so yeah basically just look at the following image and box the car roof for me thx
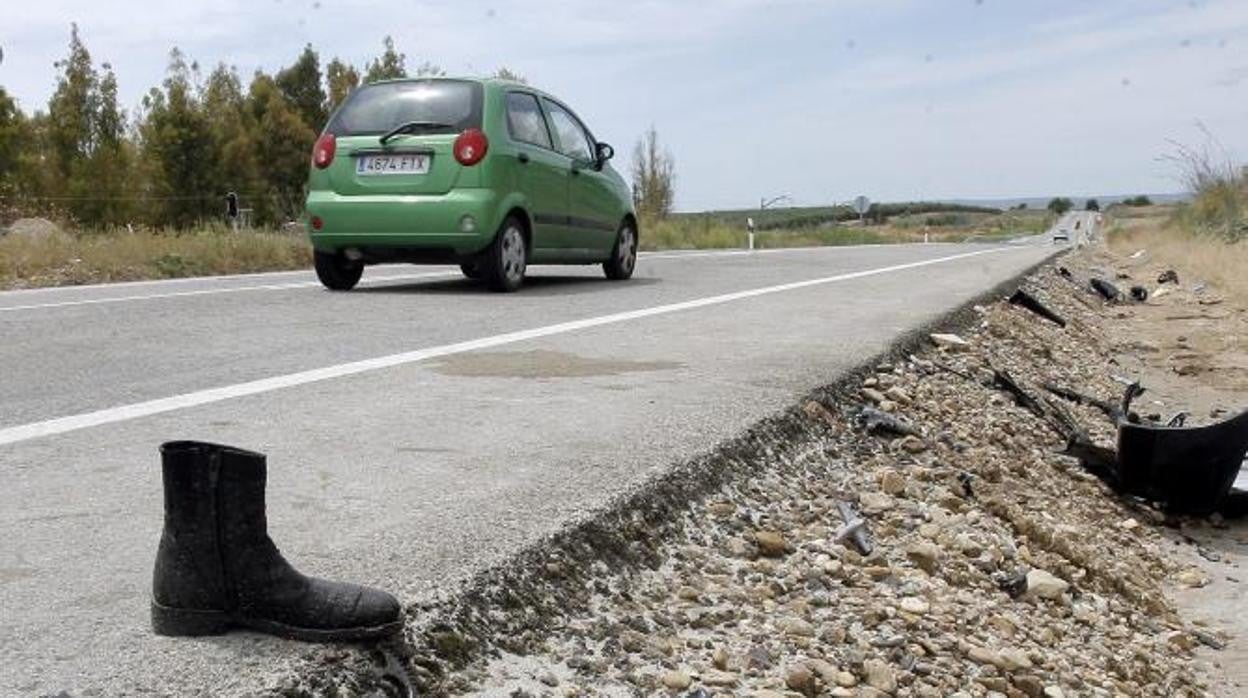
[366,76,551,98]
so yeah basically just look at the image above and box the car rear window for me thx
[327,80,483,136]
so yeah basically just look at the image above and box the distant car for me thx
[1053,228,1070,243]
[304,77,637,292]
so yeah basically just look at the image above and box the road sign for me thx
[852,195,870,215]
[746,217,755,232]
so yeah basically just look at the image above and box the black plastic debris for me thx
[1129,286,1149,302]
[1089,278,1123,302]
[993,369,1045,417]
[1008,289,1067,327]
[1115,409,1248,515]
[994,570,1028,599]
[855,406,920,437]
[1056,266,1074,279]
[1158,269,1179,285]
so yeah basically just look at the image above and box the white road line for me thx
[0,244,935,307]
[0,246,1014,446]
[0,271,458,313]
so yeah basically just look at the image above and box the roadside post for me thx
[747,217,756,251]
[225,192,240,232]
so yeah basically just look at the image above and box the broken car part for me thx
[1115,409,1248,515]
[834,500,874,555]
[1157,269,1179,285]
[855,406,920,437]
[152,441,403,641]
[1089,278,1123,302]
[1007,288,1067,327]
[1129,286,1149,302]
[992,369,1046,417]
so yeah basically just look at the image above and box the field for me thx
[0,203,1054,289]
[0,224,311,289]
[1106,203,1248,304]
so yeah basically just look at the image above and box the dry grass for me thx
[0,226,312,289]
[1107,205,1248,303]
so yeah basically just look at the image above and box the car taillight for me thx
[453,129,488,166]
[312,134,336,169]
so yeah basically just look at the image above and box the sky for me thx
[2,0,1246,211]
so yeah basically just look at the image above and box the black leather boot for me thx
[151,441,402,641]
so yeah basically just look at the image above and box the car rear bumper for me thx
[305,188,500,257]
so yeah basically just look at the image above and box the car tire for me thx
[480,217,527,292]
[603,220,638,281]
[459,263,482,280]
[314,250,364,291]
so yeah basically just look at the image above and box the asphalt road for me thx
[0,230,1076,695]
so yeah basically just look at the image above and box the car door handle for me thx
[517,152,530,164]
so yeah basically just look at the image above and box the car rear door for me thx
[503,91,570,253]
[541,99,619,256]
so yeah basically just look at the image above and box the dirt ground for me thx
[1085,238,1248,697]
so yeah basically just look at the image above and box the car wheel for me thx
[481,217,527,292]
[314,250,364,291]
[459,263,482,280]
[603,220,637,280]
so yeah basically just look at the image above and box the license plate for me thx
[356,153,431,175]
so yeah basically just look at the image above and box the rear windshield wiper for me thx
[379,120,454,144]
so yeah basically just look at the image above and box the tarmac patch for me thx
[430,350,681,379]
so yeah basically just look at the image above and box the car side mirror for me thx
[595,142,614,169]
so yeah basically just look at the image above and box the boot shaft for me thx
[154,441,271,611]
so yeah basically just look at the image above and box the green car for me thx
[305,77,638,292]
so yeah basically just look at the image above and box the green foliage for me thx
[631,125,675,219]
[276,45,328,131]
[493,67,527,84]
[0,88,25,191]
[1046,197,1073,215]
[326,58,360,112]
[1085,198,1100,211]
[1121,195,1153,206]
[365,36,407,82]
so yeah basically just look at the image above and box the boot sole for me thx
[151,601,404,642]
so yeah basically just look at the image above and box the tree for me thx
[203,63,264,223]
[365,36,406,82]
[493,67,527,84]
[139,48,215,227]
[1123,195,1152,206]
[0,88,24,193]
[1046,197,1073,215]
[46,24,96,189]
[276,45,327,131]
[1084,198,1100,211]
[631,125,675,219]
[248,74,316,222]
[325,58,360,112]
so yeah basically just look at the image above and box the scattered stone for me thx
[899,596,930,615]
[862,387,888,405]
[712,646,728,670]
[701,669,738,687]
[834,670,858,687]
[661,670,691,691]
[863,659,897,692]
[930,333,970,350]
[785,664,815,693]
[1023,569,1069,601]
[1177,568,1210,588]
[884,386,912,404]
[880,469,906,495]
[900,435,927,453]
[754,530,787,558]
[906,542,941,573]
[538,672,559,687]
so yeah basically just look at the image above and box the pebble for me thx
[899,596,930,615]
[785,664,814,693]
[863,659,897,692]
[661,670,691,690]
[754,530,787,558]
[1024,569,1069,601]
